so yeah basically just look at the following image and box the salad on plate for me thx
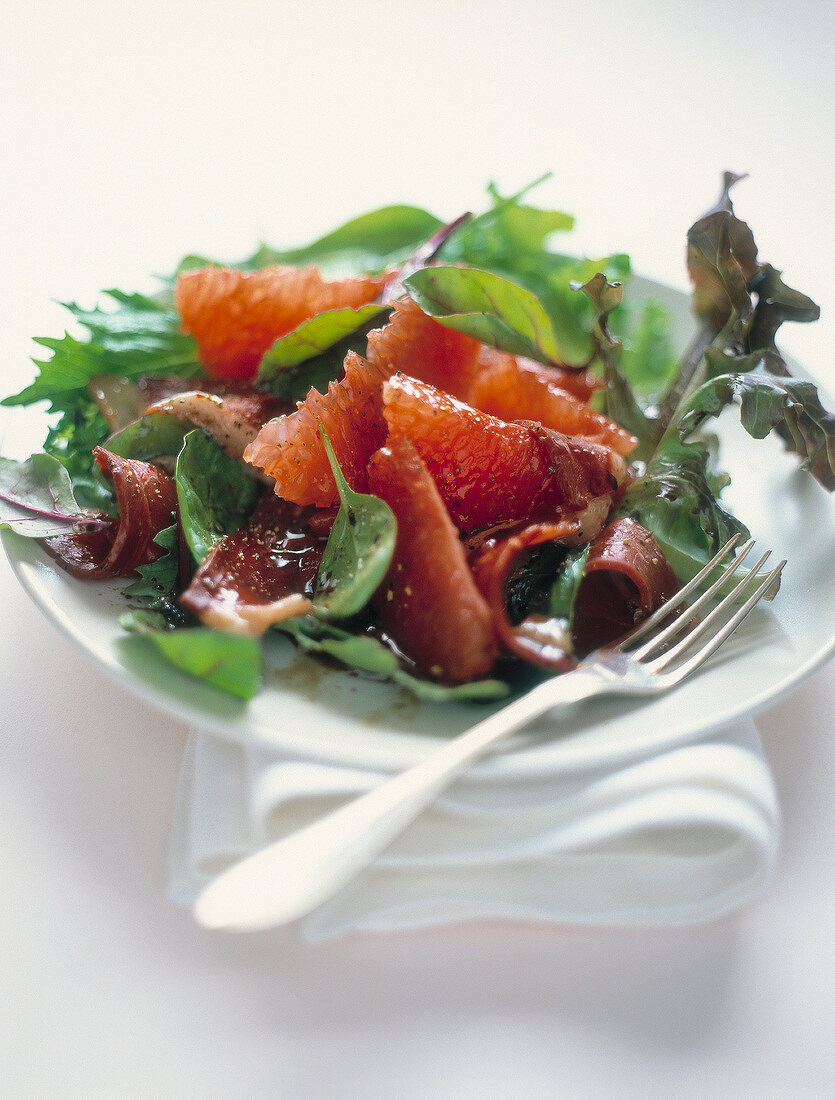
[1,174,832,705]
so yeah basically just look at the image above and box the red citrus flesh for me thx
[381,374,626,534]
[175,264,388,381]
[243,351,389,507]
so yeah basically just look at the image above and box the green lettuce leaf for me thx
[403,265,564,364]
[121,610,262,700]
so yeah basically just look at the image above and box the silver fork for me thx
[195,535,785,932]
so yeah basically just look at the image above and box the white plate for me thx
[2,279,834,780]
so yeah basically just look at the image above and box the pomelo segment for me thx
[367,436,497,682]
[243,351,389,507]
[382,374,626,534]
[175,264,388,381]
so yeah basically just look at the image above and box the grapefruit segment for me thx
[366,296,482,399]
[367,436,497,682]
[243,351,389,507]
[382,374,626,534]
[175,264,388,381]
[469,346,637,457]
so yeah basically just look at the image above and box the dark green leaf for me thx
[678,368,835,490]
[312,430,396,619]
[549,545,591,625]
[278,618,509,701]
[175,430,261,566]
[618,439,749,581]
[404,265,563,363]
[123,524,182,616]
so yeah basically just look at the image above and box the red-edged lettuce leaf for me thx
[0,452,110,537]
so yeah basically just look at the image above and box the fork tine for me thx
[646,558,786,679]
[615,534,749,653]
[631,542,763,663]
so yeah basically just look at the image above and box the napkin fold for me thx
[168,719,779,941]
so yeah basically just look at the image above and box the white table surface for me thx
[2,3,833,1097]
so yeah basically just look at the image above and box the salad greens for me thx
[1,175,831,702]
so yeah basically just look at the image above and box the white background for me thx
[1,2,833,1097]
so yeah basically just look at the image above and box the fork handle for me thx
[194,671,605,931]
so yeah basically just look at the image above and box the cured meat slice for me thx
[572,518,679,651]
[180,494,334,635]
[44,448,177,579]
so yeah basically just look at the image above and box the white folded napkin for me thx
[168,718,779,941]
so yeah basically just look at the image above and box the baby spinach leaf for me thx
[0,452,109,536]
[278,618,509,702]
[175,430,261,567]
[312,430,396,619]
[403,265,563,364]
[256,303,388,385]
[549,545,591,626]
[105,413,191,462]
[121,611,262,700]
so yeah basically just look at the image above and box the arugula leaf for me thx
[0,452,109,537]
[2,291,200,410]
[121,610,262,700]
[256,303,388,385]
[404,265,564,364]
[175,430,261,567]
[312,430,396,619]
[278,618,509,702]
[122,524,183,619]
